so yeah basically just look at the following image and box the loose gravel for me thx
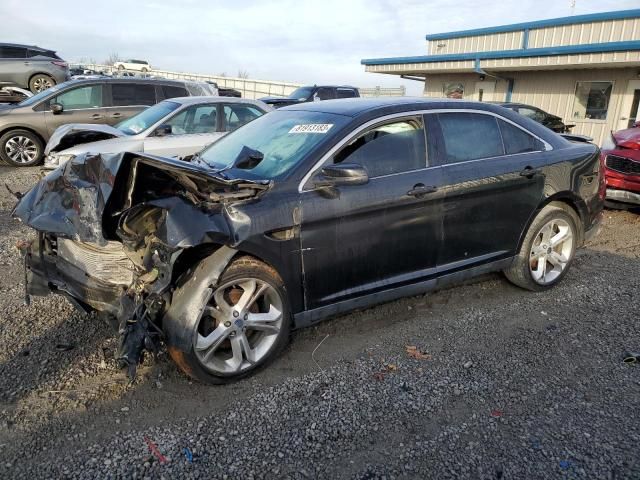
[0,166,639,479]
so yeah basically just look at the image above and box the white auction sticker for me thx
[289,124,334,134]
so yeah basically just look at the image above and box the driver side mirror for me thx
[314,163,369,188]
[154,124,172,137]
[50,103,64,115]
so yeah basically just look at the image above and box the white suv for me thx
[113,59,151,72]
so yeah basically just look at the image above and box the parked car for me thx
[44,97,272,168]
[260,85,359,108]
[113,59,151,72]
[491,102,574,133]
[601,125,640,206]
[13,98,603,384]
[206,81,242,98]
[0,77,216,166]
[0,43,69,93]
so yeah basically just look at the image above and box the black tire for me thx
[117,64,124,71]
[141,67,149,73]
[28,74,55,93]
[504,203,581,291]
[0,129,44,167]
[167,256,291,384]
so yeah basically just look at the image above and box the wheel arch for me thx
[0,125,47,145]
[516,192,586,252]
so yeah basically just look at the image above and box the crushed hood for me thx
[12,152,271,247]
[45,124,126,155]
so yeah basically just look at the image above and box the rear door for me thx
[43,83,106,135]
[425,111,547,272]
[143,103,222,158]
[300,115,443,310]
[106,82,157,124]
[0,45,28,86]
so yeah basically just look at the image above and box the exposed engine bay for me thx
[13,152,270,378]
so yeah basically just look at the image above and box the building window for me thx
[572,81,613,121]
[443,83,464,99]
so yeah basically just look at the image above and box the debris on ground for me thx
[405,345,432,360]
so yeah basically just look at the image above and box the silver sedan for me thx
[44,96,273,169]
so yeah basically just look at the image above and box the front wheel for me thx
[0,129,44,166]
[167,256,291,384]
[504,203,580,291]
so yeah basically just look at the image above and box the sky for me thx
[3,0,639,95]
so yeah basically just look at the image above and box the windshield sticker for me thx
[289,124,333,134]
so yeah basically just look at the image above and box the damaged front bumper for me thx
[13,151,270,379]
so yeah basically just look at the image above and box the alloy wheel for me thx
[32,77,53,92]
[194,277,284,375]
[529,218,574,285]
[4,136,38,164]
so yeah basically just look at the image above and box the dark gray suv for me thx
[0,78,211,166]
[0,43,69,93]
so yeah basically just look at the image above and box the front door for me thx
[425,112,546,272]
[43,83,106,135]
[300,116,443,310]
[618,80,640,130]
[473,81,496,102]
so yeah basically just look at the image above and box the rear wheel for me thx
[29,74,55,93]
[117,64,124,71]
[504,203,579,291]
[0,129,44,166]
[168,256,291,384]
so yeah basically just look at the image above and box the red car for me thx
[602,123,640,206]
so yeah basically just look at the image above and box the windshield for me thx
[116,101,181,135]
[18,81,72,107]
[198,110,350,180]
[287,87,314,101]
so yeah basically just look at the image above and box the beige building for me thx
[362,9,640,145]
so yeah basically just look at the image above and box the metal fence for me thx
[72,64,405,99]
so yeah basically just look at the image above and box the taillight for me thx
[598,151,607,200]
[51,61,68,68]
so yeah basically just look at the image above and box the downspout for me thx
[474,58,514,102]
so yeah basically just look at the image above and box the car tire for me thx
[28,74,55,93]
[166,255,291,384]
[141,67,149,73]
[504,203,580,291]
[117,64,124,71]
[0,129,44,167]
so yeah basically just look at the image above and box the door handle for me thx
[91,113,104,119]
[111,112,122,118]
[407,184,437,198]
[519,166,543,178]
[23,62,30,65]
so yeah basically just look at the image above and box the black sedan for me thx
[13,98,603,384]
[491,102,574,133]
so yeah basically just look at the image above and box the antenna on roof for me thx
[569,0,576,15]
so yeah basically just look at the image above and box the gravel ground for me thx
[0,165,639,479]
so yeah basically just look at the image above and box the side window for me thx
[333,117,426,177]
[163,105,217,135]
[111,84,156,106]
[315,88,335,101]
[163,85,189,99]
[52,85,103,109]
[436,113,503,164]
[0,46,27,59]
[223,104,263,132]
[337,88,357,99]
[498,120,544,154]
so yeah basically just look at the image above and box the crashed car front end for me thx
[14,151,270,378]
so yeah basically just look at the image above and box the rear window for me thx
[163,85,189,99]
[337,88,358,99]
[436,112,504,164]
[111,84,156,106]
[0,46,27,59]
[27,49,58,59]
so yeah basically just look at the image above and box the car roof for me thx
[282,97,515,117]
[488,101,538,109]
[298,85,358,89]
[0,43,52,52]
[61,77,188,87]
[164,96,269,106]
